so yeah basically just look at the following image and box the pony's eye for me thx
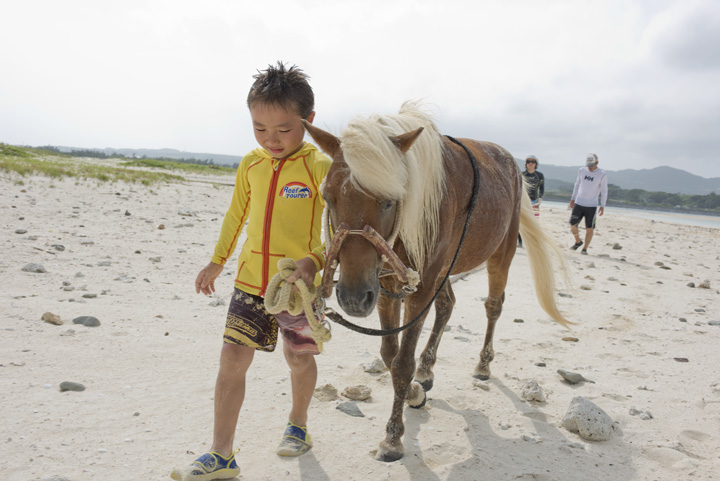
[381,200,395,212]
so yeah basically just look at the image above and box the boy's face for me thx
[250,102,315,159]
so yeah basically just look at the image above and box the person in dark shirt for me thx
[518,155,545,247]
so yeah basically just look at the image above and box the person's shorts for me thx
[223,288,320,355]
[531,199,540,217]
[569,204,597,229]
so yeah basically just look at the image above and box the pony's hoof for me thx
[418,378,434,392]
[409,392,427,409]
[407,381,426,408]
[374,443,404,462]
[473,372,490,381]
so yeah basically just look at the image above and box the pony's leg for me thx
[474,246,514,380]
[377,298,429,462]
[414,281,455,393]
[377,293,401,369]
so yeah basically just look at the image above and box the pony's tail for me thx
[518,192,576,328]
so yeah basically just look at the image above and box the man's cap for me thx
[526,155,537,161]
[586,153,598,164]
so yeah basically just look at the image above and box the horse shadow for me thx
[396,378,637,481]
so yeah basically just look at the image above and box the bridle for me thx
[317,135,480,337]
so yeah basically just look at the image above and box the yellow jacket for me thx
[211,143,331,296]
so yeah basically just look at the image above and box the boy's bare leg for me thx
[584,227,594,250]
[571,224,582,244]
[283,343,317,426]
[211,343,255,457]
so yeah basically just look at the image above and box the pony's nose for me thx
[336,283,377,318]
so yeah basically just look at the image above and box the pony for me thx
[303,102,572,462]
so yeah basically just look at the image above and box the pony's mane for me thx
[340,101,446,273]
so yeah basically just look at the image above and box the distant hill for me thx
[52,146,244,166]
[516,161,720,195]
[34,145,720,195]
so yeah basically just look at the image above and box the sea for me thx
[542,201,720,229]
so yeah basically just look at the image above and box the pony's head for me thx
[304,102,445,317]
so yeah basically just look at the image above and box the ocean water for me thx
[542,200,720,229]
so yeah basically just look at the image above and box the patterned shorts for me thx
[223,288,319,355]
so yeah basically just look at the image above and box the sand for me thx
[1,165,719,481]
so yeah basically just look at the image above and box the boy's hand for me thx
[284,257,318,289]
[196,262,223,295]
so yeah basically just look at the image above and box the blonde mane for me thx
[340,101,446,273]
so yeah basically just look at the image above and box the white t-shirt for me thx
[571,166,608,207]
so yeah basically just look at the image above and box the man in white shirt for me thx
[569,153,608,254]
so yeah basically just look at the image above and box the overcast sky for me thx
[2,0,719,178]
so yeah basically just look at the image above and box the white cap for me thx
[586,153,598,165]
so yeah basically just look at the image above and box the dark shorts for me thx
[569,204,597,229]
[223,288,320,355]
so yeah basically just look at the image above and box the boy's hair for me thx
[247,61,314,119]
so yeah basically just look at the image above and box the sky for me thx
[2,0,720,178]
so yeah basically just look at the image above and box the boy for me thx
[171,62,331,481]
[569,153,608,254]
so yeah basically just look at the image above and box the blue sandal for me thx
[170,450,240,481]
[276,422,312,457]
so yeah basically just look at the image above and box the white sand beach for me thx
[1,165,719,481]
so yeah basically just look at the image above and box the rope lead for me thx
[264,258,332,352]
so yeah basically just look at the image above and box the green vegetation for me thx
[123,158,235,174]
[0,143,186,185]
[545,184,720,215]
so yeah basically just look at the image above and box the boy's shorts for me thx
[223,288,320,355]
[569,204,597,229]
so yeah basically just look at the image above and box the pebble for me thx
[22,263,47,273]
[15,228,28,234]
[612,243,622,250]
[687,282,696,288]
[513,318,524,323]
[336,401,364,417]
[520,380,546,402]
[629,407,653,420]
[362,358,386,373]
[313,384,338,401]
[72,316,101,327]
[709,321,720,326]
[561,396,618,441]
[535,362,546,367]
[209,298,226,307]
[82,293,97,299]
[557,369,595,384]
[342,385,372,401]
[59,381,86,392]
[178,207,196,216]
[558,292,573,298]
[52,244,65,251]
[562,337,579,342]
[697,280,711,289]
[42,312,63,326]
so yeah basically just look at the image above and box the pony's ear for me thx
[302,120,341,158]
[390,127,424,153]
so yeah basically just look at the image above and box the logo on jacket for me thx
[584,175,595,182]
[280,182,313,199]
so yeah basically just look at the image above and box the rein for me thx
[321,135,480,337]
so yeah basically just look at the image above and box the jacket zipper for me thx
[260,158,285,296]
